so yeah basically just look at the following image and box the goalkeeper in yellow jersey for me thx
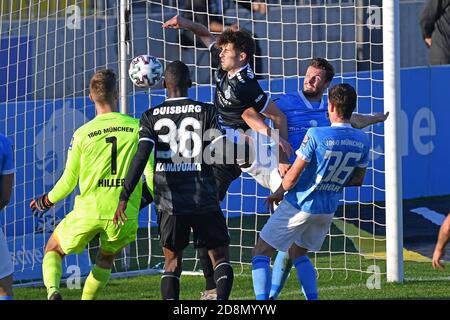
[29,69,153,300]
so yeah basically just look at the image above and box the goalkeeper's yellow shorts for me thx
[54,211,138,255]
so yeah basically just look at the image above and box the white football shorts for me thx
[260,200,334,252]
[240,132,282,193]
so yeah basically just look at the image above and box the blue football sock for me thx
[252,255,271,300]
[269,251,292,299]
[293,255,318,300]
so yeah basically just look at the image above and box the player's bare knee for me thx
[288,245,308,260]
[163,248,182,274]
[96,251,115,269]
[208,246,230,267]
[44,233,65,256]
[164,258,181,274]
[252,239,275,257]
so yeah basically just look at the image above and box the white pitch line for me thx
[404,276,450,282]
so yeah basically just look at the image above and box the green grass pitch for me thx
[13,253,450,300]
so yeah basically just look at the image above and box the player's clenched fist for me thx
[30,193,54,214]
[162,15,192,30]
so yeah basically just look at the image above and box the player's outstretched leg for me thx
[269,251,293,299]
[81,250,114,300]
[161,247,182,300]
[197,247,217,300]
[42,233,65,300]
[289,245,318,300]
[208,246,234,300]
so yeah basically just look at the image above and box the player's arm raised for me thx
[350,112,389,129]
[162,15,215,49]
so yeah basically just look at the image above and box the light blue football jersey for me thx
[0,134,14,175]
[284,123,370,214]
[273,91,330,161]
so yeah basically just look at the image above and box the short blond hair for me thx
[89,69,117,104]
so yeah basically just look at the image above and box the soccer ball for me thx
[129,54,163,88]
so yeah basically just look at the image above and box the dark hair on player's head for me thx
[217,28,255,63]
[164,60,191,88]
[309,58,335,83]
[89,69,117,105]
[328,83,357,120]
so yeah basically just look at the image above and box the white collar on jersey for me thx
[166,97,189,101]
[331,122,352,127]
[228,63,250,79]
[298,90,325,110]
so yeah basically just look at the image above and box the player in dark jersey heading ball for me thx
[114,61,234,300]
[163,15,293,194]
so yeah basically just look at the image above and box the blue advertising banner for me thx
[0,36,33,103]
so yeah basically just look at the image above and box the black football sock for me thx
[161,272,180,300]
[214,262,234,300]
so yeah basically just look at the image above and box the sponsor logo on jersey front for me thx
[217,91,232,106]
[224,87,232,100]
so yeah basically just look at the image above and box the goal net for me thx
[133,0,387,278]
[0,0,390,285]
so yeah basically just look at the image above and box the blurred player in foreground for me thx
[0,134,15,300]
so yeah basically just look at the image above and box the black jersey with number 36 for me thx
[210,43,269,131]
[139,98,222,216]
